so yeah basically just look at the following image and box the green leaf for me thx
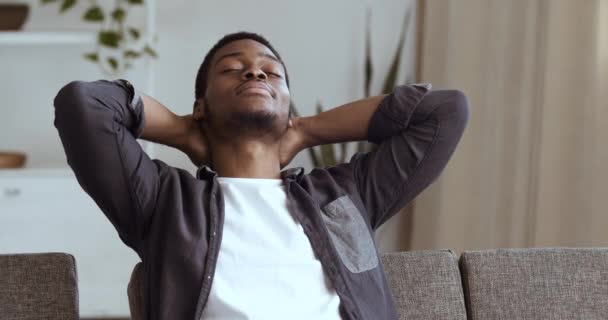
[128,27,140,40]
[339,141,348,163]
[143,45,158,58]
[356,140,367,153]
[315,102,324,115]
[308,148,321,168]
[381,10,410,94]
[83,6,104,22]
[40,0,60,4]
[123,49,141,58]
[111,7,126,23]
[370,143,379,153]
[107,57,119,71]
[364,8,373,98]
[59,0,77,13]
[127,0,144,4]
[83,52,98,62]
[98,30,122,48]
[320,144,337,167]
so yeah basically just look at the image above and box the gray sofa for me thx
[380,247,608,319]
[0,252,79,320]
[127,247,608,320]
[2,248,607,319]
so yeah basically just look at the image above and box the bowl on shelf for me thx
[0,152,27,169]
[0,3,29,31]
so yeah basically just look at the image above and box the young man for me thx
[53,32,469,320]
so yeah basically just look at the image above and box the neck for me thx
[210,138,281,179]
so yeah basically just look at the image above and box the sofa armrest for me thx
[0,252,79,319]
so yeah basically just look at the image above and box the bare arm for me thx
[294,84,469,230]
[138,94,187,147]
[136,89,209,167]
[296,94,388,148]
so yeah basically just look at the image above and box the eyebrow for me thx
[214,51,281,66]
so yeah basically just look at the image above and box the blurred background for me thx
[1,0,606,318]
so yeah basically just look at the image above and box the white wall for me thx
[1,0,418,316]
[2,0,418,174]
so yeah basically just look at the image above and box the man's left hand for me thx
[278,117,309,169]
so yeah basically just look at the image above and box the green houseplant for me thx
[293,9,412,167]
[40,0,158,75]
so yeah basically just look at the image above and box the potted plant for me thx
[40,0,158,75]
[293,9,412,167]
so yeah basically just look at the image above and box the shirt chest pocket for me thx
[320,195,379,273]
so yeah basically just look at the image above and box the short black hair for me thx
[194,31,291,100]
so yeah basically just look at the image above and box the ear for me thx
[193,98,205,121]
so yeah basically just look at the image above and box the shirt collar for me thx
[196,165,305,182]
[195,165,214,180]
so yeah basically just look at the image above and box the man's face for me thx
[200,39,290,139]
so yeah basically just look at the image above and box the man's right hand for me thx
[179,114,211,168]
[137,91,211,168]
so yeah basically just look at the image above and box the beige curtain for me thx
[404,0,608,255]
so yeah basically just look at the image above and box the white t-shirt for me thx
[200,177,342,320]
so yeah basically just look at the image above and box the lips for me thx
[236,82,274,98]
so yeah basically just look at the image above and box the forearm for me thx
[297,94,388,148]
[53,79,162,250]
[139,94,189,150]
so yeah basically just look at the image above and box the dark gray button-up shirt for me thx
[53,78,468,320]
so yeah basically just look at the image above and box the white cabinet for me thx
[0,169,140,317]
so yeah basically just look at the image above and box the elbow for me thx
[438,89,470,134]
[54,80,88,109]
[53,80,98,132]
[53,80,89,117]
[445,90,469,123]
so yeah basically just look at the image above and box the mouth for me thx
[236,82,274,98]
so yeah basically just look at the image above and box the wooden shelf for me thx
[0,31,96,45]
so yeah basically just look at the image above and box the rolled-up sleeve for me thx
[53,79,160,254]
[351,83,469,230]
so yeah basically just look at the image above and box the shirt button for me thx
[207,275,211,279]
[212,231,216,236]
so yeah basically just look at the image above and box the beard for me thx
[227,108,279,137]
[204,99,284,140]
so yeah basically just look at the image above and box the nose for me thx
[242,68,267,81]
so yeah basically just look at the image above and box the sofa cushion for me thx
[0,252,79,320]
[381,249,467,320]
[128,262,144,320]
[459,247,608,320]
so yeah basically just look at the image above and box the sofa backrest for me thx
[381,249,467,320]
[459,247,608,320]
[127,262,144,320]
[128,250,469,320]
[127,247,608,320]
[0,252,79,320]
